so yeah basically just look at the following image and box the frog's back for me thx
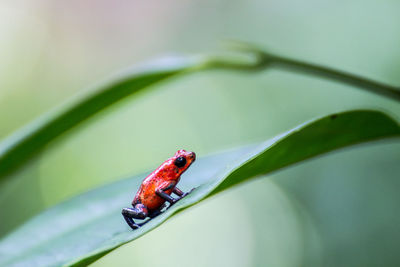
[132,163,177,210]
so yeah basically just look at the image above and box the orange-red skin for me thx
[132,150,195,211]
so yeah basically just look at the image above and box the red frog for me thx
[122,149,196,229]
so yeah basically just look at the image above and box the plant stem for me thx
[270,54,400,101]
[205,48,400,102]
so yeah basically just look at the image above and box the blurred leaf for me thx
[0,56,200,179]
[0,110,398,267]
[1,43,399,181]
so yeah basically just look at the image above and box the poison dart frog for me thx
[122,149,196,229]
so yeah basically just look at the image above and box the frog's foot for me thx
[134,207,165,227]
[181,187,196,198]
[165,188,196,210]
[148,204,167,218]
[172,187,196,200]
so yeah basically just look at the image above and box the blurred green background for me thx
[1,0,400,266]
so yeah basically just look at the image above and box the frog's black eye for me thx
[174,156,186,168]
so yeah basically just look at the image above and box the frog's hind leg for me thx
[122,208,141,230]
[130,203,167,228]
[122,204,148,230]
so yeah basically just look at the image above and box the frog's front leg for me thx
[155,182,178,204]
[121,203,149,230]
[155,183,195,207]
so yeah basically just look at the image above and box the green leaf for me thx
[2,43,399,181]
[0,110,398,267]
[0,56,200,179]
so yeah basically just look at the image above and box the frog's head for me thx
[173,149,196,171]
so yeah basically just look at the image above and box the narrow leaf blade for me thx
[211,110,400,195]
[0,57,198,180]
